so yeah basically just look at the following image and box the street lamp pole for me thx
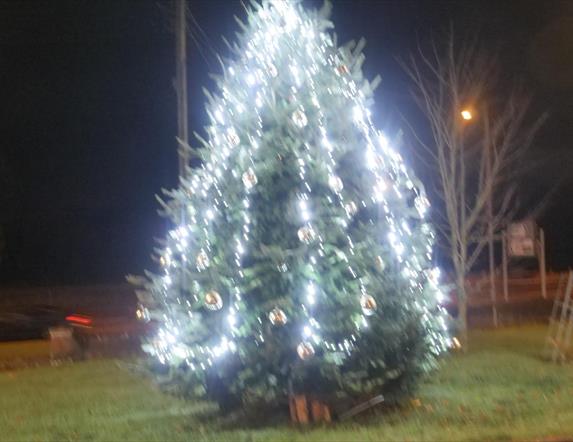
[460,107,498,327]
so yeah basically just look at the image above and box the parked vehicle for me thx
[0,304,150,345]
[0,305,67,341]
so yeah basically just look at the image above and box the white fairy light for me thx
[353,105,364,123]
[306,282,316,305]
[415,195,430,218]
[431,267,441,283]
[246,72,256,86]
[172,345,188,359]
[143,0,450,373]
[378,132,389,149]
[215,109,225,125]
[212,338,231,358]
[365,148,379,170]
[272,0,299,30]
[374,178,388,201]
[299,199,311,221]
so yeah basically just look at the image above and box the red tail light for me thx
[65,314,93,326]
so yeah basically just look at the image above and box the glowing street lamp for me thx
[460,109,473,121]
[461,110,473,120]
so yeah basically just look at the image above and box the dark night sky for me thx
[0,0,572,285]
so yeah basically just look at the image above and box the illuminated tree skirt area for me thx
[1,326,572,441]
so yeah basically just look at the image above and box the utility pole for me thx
[174,0,189,292]
[175,0,189,179]
[485,109,498,327]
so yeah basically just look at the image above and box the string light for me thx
[141,0,449,373]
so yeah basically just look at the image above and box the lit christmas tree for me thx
[133,0,449,412]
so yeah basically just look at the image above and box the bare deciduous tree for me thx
[402,34,546,346]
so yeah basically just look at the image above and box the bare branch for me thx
[403,31,547,340]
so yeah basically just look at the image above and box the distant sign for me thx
[507,220,537,258]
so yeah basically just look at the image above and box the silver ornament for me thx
[360,293,377,316]
[242,168,258,189]
[268,63,278,78]
[297,341,315,360]
[204,290,223,311]
[277,262,289,273]
[226,129,240,147]
[196,250,210,271]
[375,255,385,272]
[269,308,288,326]
[292,109,308,128]
[297,226,315,244]
[328,174,343,193]
[345,201,358,216]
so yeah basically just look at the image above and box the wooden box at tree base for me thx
[289,395,331,424]
[310,398,331,422]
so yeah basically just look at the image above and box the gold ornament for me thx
[345,201,358,216]
[360,293,377,316]
[159,255,171,268]
[242,168,258,189]
[196,250,210,271]
[297,226,315,244]
[297,341,315,360]
[269,308,288,326]
[292,109,308,128]
[337,64,349,75]
[135,304,150,323]
[204,290,223,311]
[375,256,385,272]
[328,174,343,193]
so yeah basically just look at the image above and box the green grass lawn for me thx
[1,326,572,441]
